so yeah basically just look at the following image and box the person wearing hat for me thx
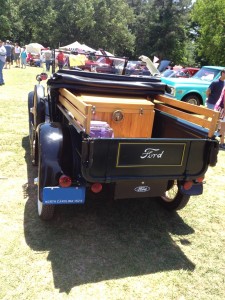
[206,69,225,109]
[4,40,12,69]
[0,40,6,85]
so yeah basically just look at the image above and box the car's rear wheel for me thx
[159,180,190,210]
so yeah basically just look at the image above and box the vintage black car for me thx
[28,70,220,220]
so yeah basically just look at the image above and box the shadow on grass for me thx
[22,136,195,293]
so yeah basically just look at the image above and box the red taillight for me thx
[183,181,193,190]
[40,73,48,80]
[91,183,102,193]
[196,177,204,183]
[59,175,72,187]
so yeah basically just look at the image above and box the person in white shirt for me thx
[14,42,21,67]
[44,47,52,71]
[0,40,6,85]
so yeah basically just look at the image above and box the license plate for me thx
[43,186,85,205]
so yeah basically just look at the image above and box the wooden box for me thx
[59,89,155,138]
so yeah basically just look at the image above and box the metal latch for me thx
[92,105,96,115]
[139,108,144,115]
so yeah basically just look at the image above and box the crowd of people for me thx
[0,40,55,77]
[0,39,95,78]
[0,40,62,90]
[0,40,24,71]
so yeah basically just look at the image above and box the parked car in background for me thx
[125,61,151,76]
[162,67,200,78]
[161,66,225,105]
[79,56,126,74]
[27,53,41,67]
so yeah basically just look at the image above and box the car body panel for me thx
[161,66,225,105]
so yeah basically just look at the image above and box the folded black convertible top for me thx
[47,69,166,96]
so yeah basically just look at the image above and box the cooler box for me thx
[77,94,155,138]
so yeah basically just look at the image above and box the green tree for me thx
[50,0,135,55]
[49,0,96,47]
[128,0,192,64]
[191,0,225,65]
[1,0,198,64]
[2,0,136,54]
[88,0,135,55]
[14,0,56,46]
[0,0,12,38]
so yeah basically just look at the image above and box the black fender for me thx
[37,122,76,189]
[33,84,46,128]
[38,122,65,188]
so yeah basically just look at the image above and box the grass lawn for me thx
[0,66,225,300]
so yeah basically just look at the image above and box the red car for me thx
[80,56,127,74]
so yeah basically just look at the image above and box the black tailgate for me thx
[81,138,216,182]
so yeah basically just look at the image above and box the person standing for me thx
[214,86,225,149]
[14,43,21,67]
[206,69,225,109]
[56,50,65,70]
[10,41,15,66]
[20,46,27,68]
[44,47,52,71]
[4,40,12,69]
[0,40,6,85]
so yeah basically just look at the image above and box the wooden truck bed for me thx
[59,88,155,138]
[58,88,220,139]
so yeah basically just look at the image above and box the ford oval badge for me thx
[134,186,151,193]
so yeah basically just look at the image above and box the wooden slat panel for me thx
[78,94,154,109]
[154,94,220,138]
[155,94,216,118]
[59,95,88,131]
[208,112,220,138]
[155,103,219,138]
[154,103,211,126]
[59,89,92,134]
[59,88,91,115]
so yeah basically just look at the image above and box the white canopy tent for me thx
[59,41,82,51]
[81,44,96,52]
[95,50,114,57]
[59,41,114,56]
[26,43,44,54]
[59,41,95,52]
